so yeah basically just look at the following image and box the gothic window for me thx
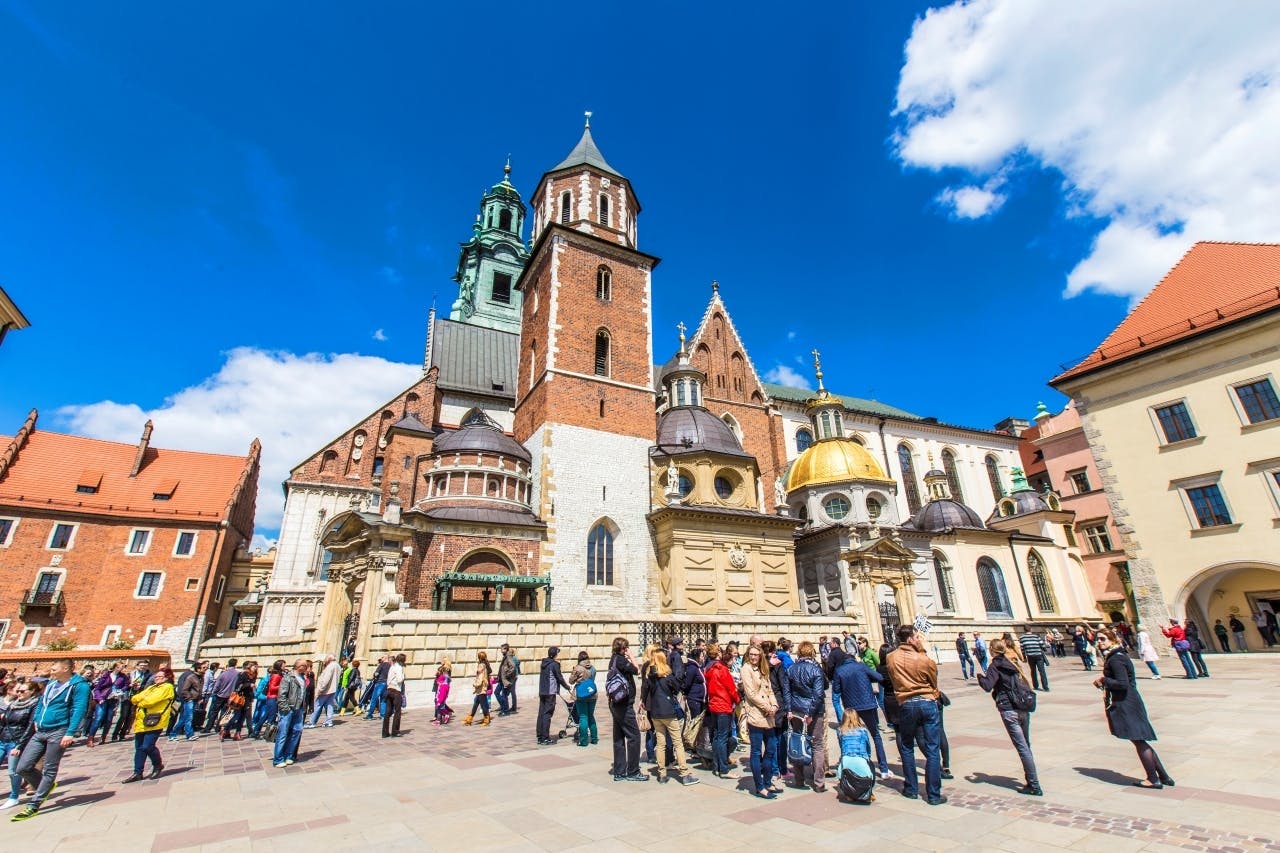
[898,444,922,514]
[795,428,814,453]
[933,551,956,611]
[599,193,611,226]
[721,413,742,442]
[986,455,1004,501]
[499,209,513,232]
[942,449,964,503]
[596,266,612,301]
[587,522,615,586]
[560,191,572,223]
[594,330,610,377]
[977,558,1013,618]
[492,272,512,305]
[1027,550,1058,613]
[319,451,337,474]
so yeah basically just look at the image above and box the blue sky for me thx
[3,2,1277,537]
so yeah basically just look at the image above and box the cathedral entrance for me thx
[842,535,919,650]
[878,597,901,648]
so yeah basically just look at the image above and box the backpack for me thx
[605,664,629,704]
[1009,672,1037,713]
[575,665,597,699]
[838,759,876,804]
[786,714,813,765]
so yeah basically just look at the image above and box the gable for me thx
[687,287,767,406]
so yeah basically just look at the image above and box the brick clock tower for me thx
[515,116,660,612]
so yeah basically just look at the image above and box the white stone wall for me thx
[526,423,657,615]
[438,392,514,431]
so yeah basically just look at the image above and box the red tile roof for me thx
[0,420,255,523]
[1052,242,1280,385]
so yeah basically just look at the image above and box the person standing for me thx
[1183,621,1210,678]
[1093,631,1174,789]
[536,647,570,746]
[308,654,341,728]
[1266,610,1279,647]
[124,668,174,783]
[607,638,646,782]
[842,631,858,656]
[570,651,598,747]
[1017,627,1050,692]
[954,633,975,681]
[1159,620,1197,679]
[433,658,454,725]
[1228,615,1248,652]
[273,660,307,767]
[1255,611,1272,647]
[1072,627,1094,671]
[887,625,946,806]
[464,651,493,726]
[204,659,239,733]
[382,654,406,738]
[705,646,741,780]
[220,661,257,740]
[9,659,91,823]
[1,681,41,810]
[1212,619,1231,653]
[972,633,989,671]
[977,640,1042,796]
[1135,626,1161,678]
[496,644,520,716]
[250,661,285,739]
[740,646,779,798]
[784,641,828,793]
[832,642,893,780]
[364,656,390,719]
[169,663,205,742]
[641,647,699,786]
[338,659,361,715]
[88,662,126,746]
[112,659,153,741]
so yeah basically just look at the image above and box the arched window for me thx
[560,191,572,224]
[933,551,957,611]
[942,449,965,503]
[319,450,337,474]
[986,455,1004,501]
[587,522,615,585]
[865,496,882,520]
[598,193,610,226]
[594,330,610,377]
[596,266,612,301]
[977,558,1013,618]
[898,444,922,514]
[820,411,832,439]
[499,209,513,232]
[1027,550,1058,613]
[721,413,742,442]
[796,428,814,453]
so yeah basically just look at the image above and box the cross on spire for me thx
[677,321,686,345]
[812,348,826,392]
[584,110,592,128]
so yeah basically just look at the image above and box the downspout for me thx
[1006,536,1035,621]
[184,521,227,664]
[877,418,892,478]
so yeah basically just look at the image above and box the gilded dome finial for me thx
[504,154,511,177]
[811,348,826,394]
[677,320,687,350]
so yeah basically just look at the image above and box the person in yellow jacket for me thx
[124,667,174,783]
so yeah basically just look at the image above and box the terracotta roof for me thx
[1053,242,1280,385]
[0,426,254,523]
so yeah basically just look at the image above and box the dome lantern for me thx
[659,321,705,409]
[804,349,845,441]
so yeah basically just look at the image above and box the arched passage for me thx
[1174,561,1280,651]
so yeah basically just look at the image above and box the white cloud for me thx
[786,330,797,341]
[380,265,402,285]
[57,348,421,535]
[372,328,388,342]
[893,0,1280,299]
[763,364,812,390]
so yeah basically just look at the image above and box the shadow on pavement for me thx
[45,791,115,812]
[1073,766,1135,786]
[965,771,1023,791]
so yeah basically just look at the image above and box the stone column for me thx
[314,577,354,658]
[494,583,504,612]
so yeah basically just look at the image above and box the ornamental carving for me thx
[727,544,747,569]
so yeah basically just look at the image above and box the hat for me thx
[670,636,684,647]
[548,646,560,658]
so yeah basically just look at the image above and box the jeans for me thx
[536,694,557,741]
[494,682,512,714]
[748,724,777,792]
[1077,652,1093,671]
[274,707,304,764]
[610,701,640,776]
[204,695,228,731]
[576,694,598,745]
[709,711,734,774]
[470,693,491,718]
[15,728,67,809]
[651,716,690,778]
[1027,655,1049,691]
[958,653,975,679]
[251,698,278,736]
[832,688,843,722]
[364,682,387,719]
[309,692,338,726]
[89,697,118,741]
[896,698,943,801]
[857,706,890,774]
[133,731,162,774]
[171,699,196,739]
[1216,633,1230,652]
[1145,660,1160,676]
[382,689,403,737]
[1189,649,1210,678]
[998,709,1038,785]
[974,649,989,671]
[1175,649,1198,679]
[1,738,19,800]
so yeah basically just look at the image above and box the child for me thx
[837,710,876,803]
[433,658,454,725]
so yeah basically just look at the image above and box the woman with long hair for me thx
[125,667,174,783]
[1094,631,1174,789]
[570,651,598,747]
[465,651,493,726]
[760,641,791,784]
[220,661,257,741]
[704,646,741,780]
[0,681,41,809]
[1000,632,1025,665]
[740,646,779,798]
[641,647,698,785]
[977,639,1042,795]
[608,637,646,782]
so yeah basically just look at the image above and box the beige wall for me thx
[1058,311,1280,632]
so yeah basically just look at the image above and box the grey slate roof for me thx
[388,413,435,437]
[906,499,987,532]
[415,505,546,528]
[432,420,531,462]
[762,382,923,420]
[430,318,518,398]
[551,127,623,178]
[654,407,753,459]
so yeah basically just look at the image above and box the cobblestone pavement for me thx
[5,654,1279,852]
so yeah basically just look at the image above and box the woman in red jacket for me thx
[704,647,741,779]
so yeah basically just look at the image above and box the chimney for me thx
[130,419,154,477]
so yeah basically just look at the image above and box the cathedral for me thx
[247,120,1098,659]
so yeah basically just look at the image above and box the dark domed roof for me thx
[908,499,986,533]
[990,489,1052,520]
[658,354,704,384]
[654,407,750,458]
[433,412,530,462]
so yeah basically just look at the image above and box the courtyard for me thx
[7,653,1279,852]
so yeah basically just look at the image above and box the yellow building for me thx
[1052,242,1280,649]
[215,546,276,639]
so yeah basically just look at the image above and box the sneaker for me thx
[879,769,897,780]
[622,772,649,782]
[322,723,334,728]
[679,775,700,786]
[0,798,19,810]
[284,759,295,766]
[185,735,199,741]
[9,806,38,822]
[926,796,949,806]
[273,762,286,768]
[940,769,954,780]
[1151,675,1161,680]
[1018,783,1044,796]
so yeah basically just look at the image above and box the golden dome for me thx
[785,439,894,492]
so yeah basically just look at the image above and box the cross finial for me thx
[584,110,592,128]
[711,279,719,293]
[677,321,687,345]
[504,154,511,176]
[812,348,826,392]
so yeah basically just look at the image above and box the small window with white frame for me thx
[1066,468,1092,494]
[1170,472,1234,530]
[19,627,40,648]
[1245,457,1280,518]
[47,522,77,550]
[126,528,153,555]
[101,625,122,646]
[135,571,164,599]
[142,625,161,646]
[0,619,9,646]
[1229,375,1280,426]
[0,517,16,547]
[1081,521,1114,554]
[173,531,197,557]
[1150,399,1198,445]
[214,575,226,603]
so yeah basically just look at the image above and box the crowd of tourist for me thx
[0,611,1238,823]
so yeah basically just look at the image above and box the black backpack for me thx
[838,766,876,804]
[1008,671,1037,713]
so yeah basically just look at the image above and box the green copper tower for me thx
[449,161,529,333]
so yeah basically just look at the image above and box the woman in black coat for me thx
[607,637,646,783]
[1094,631,1173,789]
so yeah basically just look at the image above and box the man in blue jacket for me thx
[10,658,91,822]
[832,647,893,780]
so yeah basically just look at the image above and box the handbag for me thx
[142,712,163,727]
[637,704,651,733]
[228,692,246,709]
